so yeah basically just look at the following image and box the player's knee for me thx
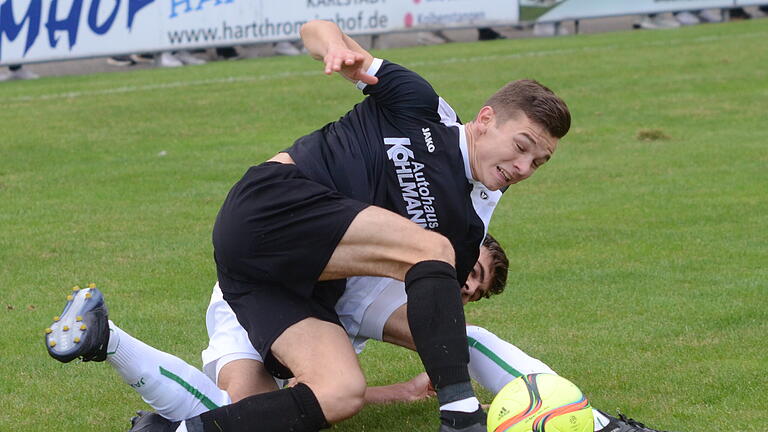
[414,231,455,266]
[313,374,366,423]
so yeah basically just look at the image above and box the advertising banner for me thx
[536,0,768,22]
[0,0,519,65]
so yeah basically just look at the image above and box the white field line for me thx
[2,30,765,104]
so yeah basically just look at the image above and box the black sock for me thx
[404,260,473,394]
[185,383,328,432]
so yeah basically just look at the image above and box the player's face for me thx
[461,247,494,305]
[472,109,557,191]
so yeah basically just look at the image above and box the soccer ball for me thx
[487,373,593,432]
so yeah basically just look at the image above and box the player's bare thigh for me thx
[217,359,278,402]
[271,317,367,423]
[321,206,455,281]
[268,152,456,282]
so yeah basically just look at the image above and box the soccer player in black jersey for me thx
[181,20,569,432]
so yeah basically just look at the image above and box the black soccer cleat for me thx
[129,411,181,432]
[598,410,677,432]
[439,407,486,432]
[438,423,487,432]
[45,284,110,363]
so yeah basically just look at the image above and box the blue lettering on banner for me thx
[46,0,84,48]
[0,0,155,61]
[0,0,41,57]
[170,0,234,19]
[88,0,121,35]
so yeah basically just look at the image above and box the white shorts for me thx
[201,277,408,383]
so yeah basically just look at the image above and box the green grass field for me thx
[1,19,767,431]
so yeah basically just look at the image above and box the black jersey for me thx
[286,59,502,284]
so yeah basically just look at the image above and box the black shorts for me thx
[212,162,368,375]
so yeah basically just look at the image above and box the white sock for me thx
[466,325,606,432]
[466,325,557,394]
[107,321,231,420]
[440,396,480,412]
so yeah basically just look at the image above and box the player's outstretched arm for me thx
[300,19,378,85]
[364,372,435,405]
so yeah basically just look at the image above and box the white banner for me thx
[0,0,519,65]
[536,0,768,22]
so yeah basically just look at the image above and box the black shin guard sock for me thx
[193,383,329,432]
[404,260,472,392]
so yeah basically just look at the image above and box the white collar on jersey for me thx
[457,124,476,184]
[437,97,475,184]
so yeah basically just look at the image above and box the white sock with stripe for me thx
[466,325,608,432]
[106,321,231,421]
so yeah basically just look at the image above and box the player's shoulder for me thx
[364,59,438,96]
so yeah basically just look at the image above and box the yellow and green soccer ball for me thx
[487,373,593,432]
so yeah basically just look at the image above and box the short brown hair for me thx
[482,233,509,298]
[484,79,571,139]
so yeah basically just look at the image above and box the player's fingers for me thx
[323,56,335,75]
[332,56,344,72]
[358,72,379,85]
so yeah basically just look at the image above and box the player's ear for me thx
[475,106,495,135]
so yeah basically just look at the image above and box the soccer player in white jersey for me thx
[47,236,671,432]
[50,19,572,431]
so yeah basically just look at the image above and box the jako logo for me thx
[421,127,435,153]
[0,0,155,61]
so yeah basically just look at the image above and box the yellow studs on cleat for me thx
[87,283,96,289]
[74,337,81,343]
[45,328,52,334]
[85,292,92,299]
[62,326,69,331]
[80,324,87,331]
[49,340,56,347]
[66,295,73,301]
[76,316,83,322]
[72,285,81,292]
[53,316,60,322]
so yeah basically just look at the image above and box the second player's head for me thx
[467,80,570,191]
[461,233,509,304]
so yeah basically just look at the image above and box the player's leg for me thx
[177,317,365,432]
[465,325,556,393]
[217,359,278,402]
[201,282,280,402]
[322,206,484,431]
[45,287,231,421]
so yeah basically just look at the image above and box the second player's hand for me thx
[401,372,436,402]
[323,47,378,85]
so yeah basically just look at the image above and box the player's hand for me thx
[323,47,378,85]
[401,372,436,402]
